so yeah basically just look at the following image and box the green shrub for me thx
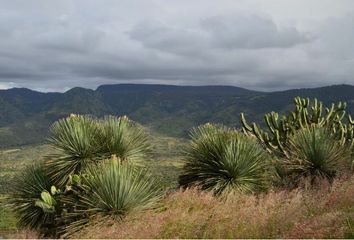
[179,124,274,195]
[61,158,162,236]
[45,115,150,187]
[241,97,354,157]
[46,114,102,187]
[9,163,55,235]
[99,115,151,161]
[281,127,352,184]
[10,114,153,237]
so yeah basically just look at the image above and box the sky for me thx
[0,0,353,92]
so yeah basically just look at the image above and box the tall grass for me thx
[75,176,354,239]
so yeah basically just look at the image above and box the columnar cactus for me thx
[240,97,354,157]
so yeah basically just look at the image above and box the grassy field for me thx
[2,130,354,239]
[74,177,354,239]
[0,144,58,194]
[0,133,186,236]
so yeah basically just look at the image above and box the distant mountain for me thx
[1,83,354,147]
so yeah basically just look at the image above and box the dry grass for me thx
[0,229,38,239]
[75,176,354,239]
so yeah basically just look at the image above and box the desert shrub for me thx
[9,163,55,235]
[99,115,151,161]
[241,97,354,186]
[241,97,354,158]
[179,124,275,195]
[45,114,102,187]
[61,158,162,236]
[45,114,150,187]
[281,127,351,185]
[10,114,153,237]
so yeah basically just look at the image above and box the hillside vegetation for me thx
[2,96,354,239]
[74,177,354,239]
[0,131,184,238]
[2,84,354,147]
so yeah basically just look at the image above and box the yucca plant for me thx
[45,115,151,187]
[179,124,274,195]
[60,158,162,237]
[45,114,103,187]
[9,163,56,235]
[282,127,352,183]
[99,115,151,161]
[10,114,154,237]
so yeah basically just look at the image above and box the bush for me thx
[9,163,55,235]
[61,158,162,236]
[99,115,151,161]
[281,127,352,184]
[179,124,275,195]
[240,97,354,158]
[45,115,150,187]
[45,115,102,187]
[10,114,153,237]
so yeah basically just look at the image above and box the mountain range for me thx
[1,83,354,147]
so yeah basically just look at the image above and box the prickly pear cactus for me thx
[240,97,354,157]
[35,187,60,213]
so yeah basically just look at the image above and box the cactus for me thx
[35,186,61,214]
[35,191,57,213]
[241,97,354,156]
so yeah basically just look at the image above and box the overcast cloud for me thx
[0,0,353,92]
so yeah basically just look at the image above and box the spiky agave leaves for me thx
[9,163,55,233]
[179,124,274,195]
[61,159,162,237]
[45,114,103,187]
[99,116,151,161]
[45,115,151,187]
[283,127,351,183]
[10,114,153,237]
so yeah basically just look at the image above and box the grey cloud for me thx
[33,28,105,54]
[201,15,311,49]
[312,14,354,59]
[129,21,210,57]
[129,14,311,56]
[0,0,353,92]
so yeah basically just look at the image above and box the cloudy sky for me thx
[0,0,353,92]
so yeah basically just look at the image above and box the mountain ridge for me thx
[3,83,352,94]
[1,83,354,147]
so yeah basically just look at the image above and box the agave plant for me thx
[99,115,151,161]
[9,163,55,234]
[10,114,154,237]
[45,115,151,187]
[45,114,103,187]
[282,127,351,182]
[179,124,274,195]
[60,158,162,236]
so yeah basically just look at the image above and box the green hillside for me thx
[1,84,354,147]
[1,95,354,238]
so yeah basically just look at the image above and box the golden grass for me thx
[0,229,38,239]
[75,176,354,239]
